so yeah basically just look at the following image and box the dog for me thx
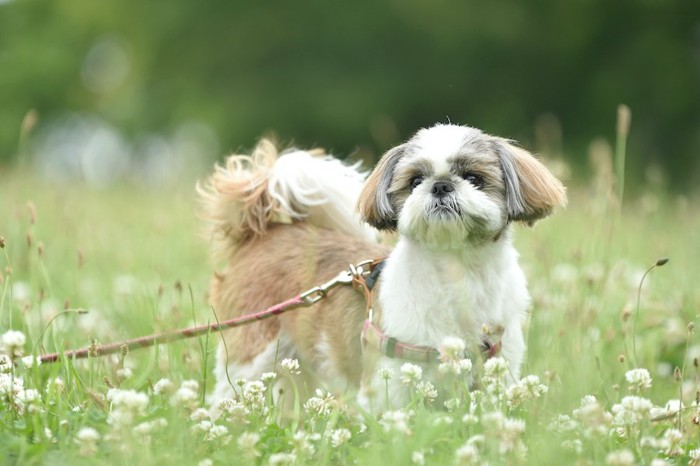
[198,124,566,411]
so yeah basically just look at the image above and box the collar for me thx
[354,259,502,364]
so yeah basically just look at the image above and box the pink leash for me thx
[38,265,363,364]
[38,296,306,364]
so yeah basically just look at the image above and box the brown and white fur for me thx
[198,124,566,411]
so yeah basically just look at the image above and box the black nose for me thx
[431,181,454,197]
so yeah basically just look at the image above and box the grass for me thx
[1,165,699,465]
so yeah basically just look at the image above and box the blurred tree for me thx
[0,0,698,188]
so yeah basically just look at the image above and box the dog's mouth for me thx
[426,198,461,218]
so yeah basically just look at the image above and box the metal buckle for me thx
[300,269,354,305]
[349,259,374,277]
[299,260,374,306]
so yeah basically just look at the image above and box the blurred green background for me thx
[1,0,699,189]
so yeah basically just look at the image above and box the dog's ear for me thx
[357,144,407,230]
[496,139,567,225]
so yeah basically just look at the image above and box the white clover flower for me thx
[268,452,296,465]
[380,410,411,434]
[0,373,24,402]
[303,389,338,419]
[662,428,684,456]
[503,417,526,435]
[292,430,316,456]
[483,357,508,378]
[605,449,635,466]
[415,381,438,403]
[583,263,606,284]
[551,263,579,285]
[689,449,700,460]
[153,378,175,396]
[481,411,505,430]
[640,435,665,450]
[115,367,132,380]
[454,443,479,465]
[0,354,13,374]
[47,376,65,394]
[238,432,261,457]
[244,380,266,396]
[432,414,453,426]
[107,388,149,412]
[562,439,583,454]
[198,460,213,466]
[461,413,478,425]
[572,395,612,437]
[16,388,42,414]
[612,395,653,427]
[379,367,393,381]
[444,398,461,412]
[191,421,231,444]
[191,420,213,436]
[649,459,670,466]
[330,428,351,447]
[133,418,167,436]
[106,388,149,426]
[499,418,528,456]
[21,355,41,369]
[217,398,248,423]
[438,358,472,376]
[205,424,230,443]
[75,427,100,457]
[261,372,277,383]
[190,408,210,422]
[411,450,425,465]
[650,399,684,419]
[11,281,31,302]
[181,379,199,392]
[242,381,267,413]
[439,336,466,361]
[505,383,527,407]
[280,358,301,375]
[1,330,26,357]
[171,380,199,408]
[520,375,548,397]
[548,414,578,433]
[625,368,652,392]
[400,363,423,385]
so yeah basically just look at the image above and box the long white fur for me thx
[268,150,376,242]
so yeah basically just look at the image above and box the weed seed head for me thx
[27,202,36,224]
[616,105,631,137]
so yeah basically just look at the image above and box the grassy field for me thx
[1,167,699,465]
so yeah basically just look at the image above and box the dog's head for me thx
[358,124,567,248]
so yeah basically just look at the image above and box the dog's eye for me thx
[410,176,424,190]
[462,172,484,189]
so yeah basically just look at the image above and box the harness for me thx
[352,259,502,364]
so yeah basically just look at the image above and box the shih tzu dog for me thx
[199,124,566,410]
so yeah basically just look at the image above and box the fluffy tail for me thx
[197,139,376,258]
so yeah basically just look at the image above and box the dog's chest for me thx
[379,247,509,347]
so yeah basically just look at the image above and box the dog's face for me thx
[359,124,566,248]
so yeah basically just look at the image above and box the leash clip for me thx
[300,269,353,305]
[299,259,376,306]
